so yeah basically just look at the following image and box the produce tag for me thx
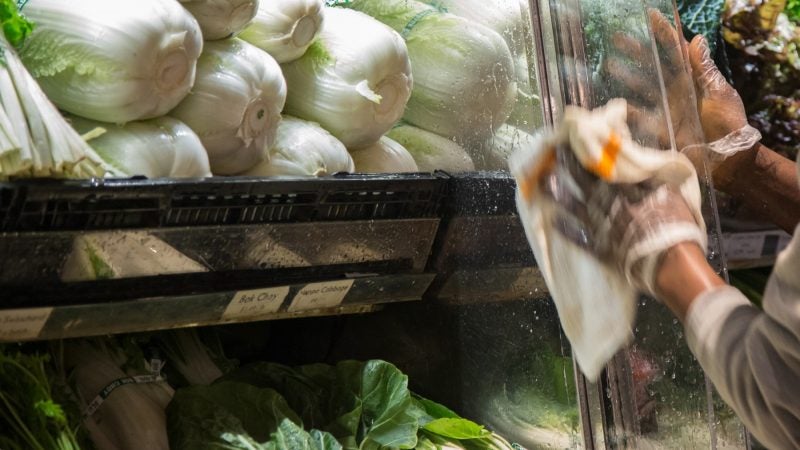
[222,286,291,320]
[83,374,166,418]
[0,307,53,341]
[723,231,791,261]
[288,280,354,312]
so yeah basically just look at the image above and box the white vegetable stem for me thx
[281,7,412,149]
[64,340,171,450]
[19,0,203,123]
[0,33,110,178]
[241,116,353,177]
[179,0,260,40]
[170,38,286,175]
[350,136,419,173]
[239,0,324,63]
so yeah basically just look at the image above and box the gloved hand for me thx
[544,151,705,297]
[685,35,761,167]
[605,10,760,173]
[604,10,705,152]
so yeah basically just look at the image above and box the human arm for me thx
[686,36,800,233]
[713,142,800,233]
[654,235,800,449]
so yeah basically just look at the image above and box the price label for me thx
[288,280,354,312]
[0,307,53,341]
[222,286,290,320]
[724,231,792,261]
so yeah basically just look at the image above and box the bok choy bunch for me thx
[170,38,287,175]
[241,116,354,177]
[350,136,419,173]
[346,0,516,144]
[387,124,475,172]
[179,0,260,40]
[281,7,412,149]
[18,0,203,123]
[240,0,325,63]
[63,339,173,450]
[68,116,212,179]
[0,2,110,179]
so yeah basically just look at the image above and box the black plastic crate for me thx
[0,174,448,231]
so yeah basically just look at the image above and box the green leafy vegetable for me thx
[0,346,83,450]
[218,360,518,450]
[167,381,302,449]
[676,0,727,50]
[268,419,342,450]
[423,419,490,441]
[788,0,800,22]
[0,0,32,48]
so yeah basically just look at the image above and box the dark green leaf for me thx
[676,0,726,51]
[414,396,461,420]
[268,419,342,450]
[167,381,301,449]
[354,360,419,449]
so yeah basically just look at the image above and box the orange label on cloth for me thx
[519,147,557,201]
[591,132,621,180]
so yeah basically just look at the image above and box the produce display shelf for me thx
[0,174,447,341]
[0,173,447,231]
[426,172,547,302]
[0,171,779,340]
[0,265,436,342]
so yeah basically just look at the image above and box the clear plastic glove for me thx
[542,149,705,297]
[604,10,705,152]
[605,10,760,172]
[686,35,761,165]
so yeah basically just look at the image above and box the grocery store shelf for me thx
[426,172,545,302]
[0,174,447,341]
[0,171,782,339]
[0,173,447,231]
[0,270,436,342]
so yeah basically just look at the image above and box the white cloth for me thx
[685,154,800,449]
[510,99,706,380]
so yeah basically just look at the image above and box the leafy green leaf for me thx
[268,419,342,450]
[423,418,490,440]
[0,347,83,450]
[167,381,301,449]
[676,0,726,50]
[414,396,461,420]
[0,0,33,48]
[788,0,800,22]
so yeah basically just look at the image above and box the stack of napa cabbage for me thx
[10,0,541,179]
[14,0,291,178]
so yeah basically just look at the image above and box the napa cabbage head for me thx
[281,7,412,150]
[241,116,354,177]
[346,0,516,145]
[179,0,260,40]
[239,0,325,63]
[69,116,211,178]
[387,124,474,172]
[350,136,419,173]
[19,0,203,123]
[170,38,287,175]
[419,0,527,54]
